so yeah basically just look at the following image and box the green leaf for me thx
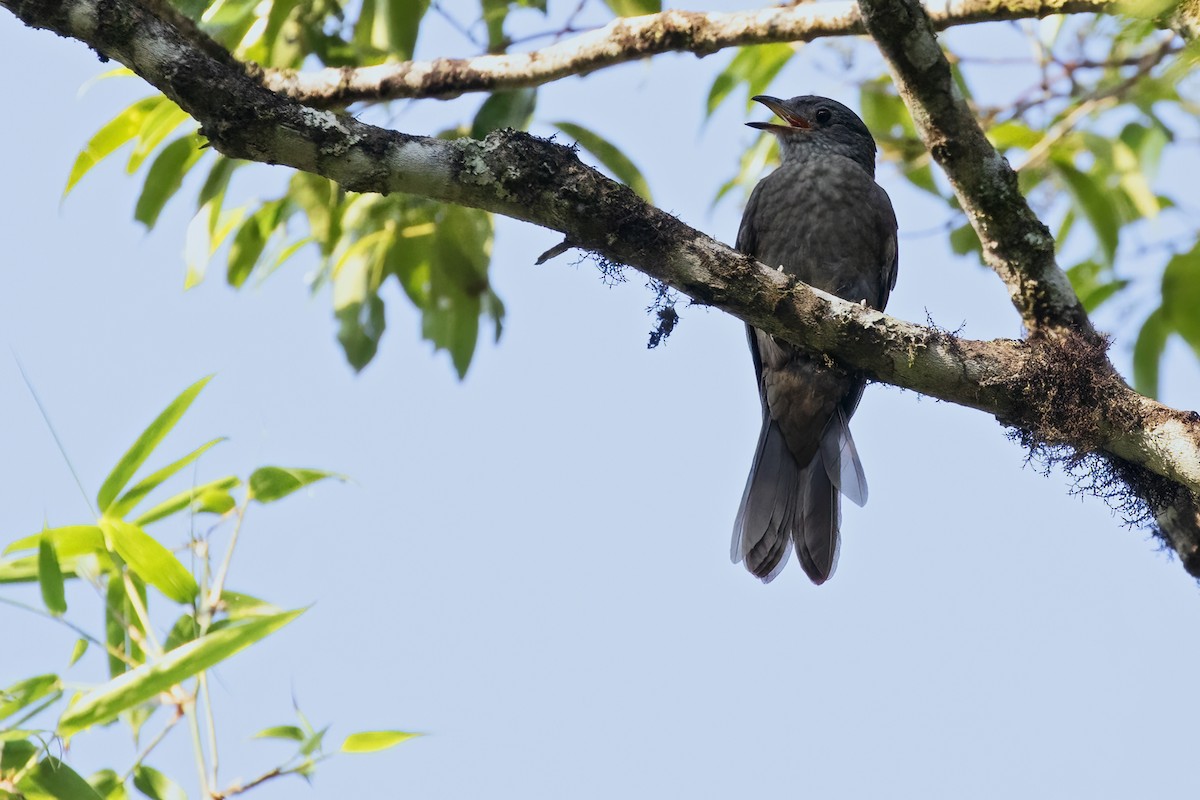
[254,725,305,741]
[336,296,387,372]
[227,200,287,287]
[96,377,212,513]
[706,44,793,118]
[70,639,90,667]
[0,739,38,772]
[384,220,434,307]
[341,730,421,753]
[248,467,339,503]
[59,610,303,736]
[38,538,67,615]
[0,675,61,722]
[289,172,341,256]
[860,78,916,143]
[100,518,198,604]
[420,204,494,377]
[1133,307,1169,398]
[1110,138,1159,220]
[6,525,105,557]
[423,293,481,378]
[65,97,164,196]
[106,575,141,678]
[603,0,660,15]
[354,0,429,60]
[481,0,509,51]
[110,438,226,518]
[126,100,191,174]
[1161,244,1200,356]
[552,121,652,202]
[714,130,776,206]
[198,156,241,213]
[1052,158,1119,266]
[131,766,184,800]
[472,89,537,138]
[162,613,200,652]
[220,591,281,619]
[1120,121,1169,182]
[332,233,388,371]
[88,769,128,800]
[135,135,204,229]
[433,204,492,293]
[949,222,981,257]
[133,476,240,526]
[987,120,1043,151]
[901,161,940,197]
[32,757,103,800]
[299,725,329,757]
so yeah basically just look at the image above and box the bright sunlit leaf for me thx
[341,730,421,753]
[59,610,303,736]
[96,377,212,513]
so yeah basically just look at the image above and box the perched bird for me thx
[731,95,898,585]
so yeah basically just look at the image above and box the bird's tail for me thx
[731,414,799,583]
[732,408,867,585]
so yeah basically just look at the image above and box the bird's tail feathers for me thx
[795,458,841,585]
[731,415,799,583]
[819,407,868,507]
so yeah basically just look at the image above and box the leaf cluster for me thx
[0,379,414,800]
[66,1,658,377]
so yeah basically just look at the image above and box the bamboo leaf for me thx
[134,476,240,527]
[100,518,198,604]
[59,611,303,736]
[96,377,212,513]
[341,730,421,753]
[248,467,340,503]
[110,438,226,519]
[0,675,61,722]
[32,757,103,800]
[131,765,185,800]
[38,538,67,615]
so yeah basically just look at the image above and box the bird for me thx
[731,95,899,585]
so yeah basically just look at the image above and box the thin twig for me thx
[200,672,220,788]
[184,692,212,799]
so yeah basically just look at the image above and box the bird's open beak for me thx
[746,95,812,134]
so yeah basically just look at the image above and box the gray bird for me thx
[731,95,898,585]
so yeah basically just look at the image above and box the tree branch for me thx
[6,0,1200,572]
[858,0,1092,336]
[857,0,1200,568]
[260,0,1119,107]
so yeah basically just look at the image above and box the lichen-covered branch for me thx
[6,0,1200,573]
[260,0,1117,107]
[857,0,1093,336]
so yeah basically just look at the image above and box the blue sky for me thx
[4,3,1200,798]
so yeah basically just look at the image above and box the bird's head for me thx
[747,95,878,175]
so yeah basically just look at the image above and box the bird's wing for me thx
[870,181,900,309]
[736,186,767,397]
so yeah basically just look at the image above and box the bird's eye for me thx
[815,108,832,124]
